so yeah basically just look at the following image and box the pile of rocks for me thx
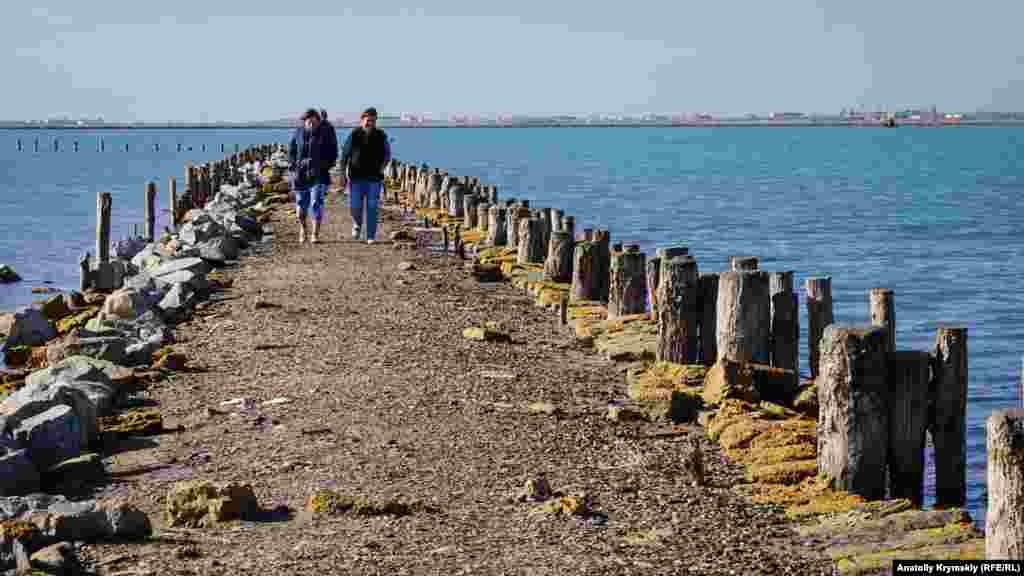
[0,168,272,573]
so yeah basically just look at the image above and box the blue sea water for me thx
[2,126,1023,526]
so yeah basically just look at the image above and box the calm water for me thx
[2,126,1023,526]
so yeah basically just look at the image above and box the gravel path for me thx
[79,195,834,575]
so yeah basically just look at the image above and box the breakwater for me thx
[379,157,1024,569]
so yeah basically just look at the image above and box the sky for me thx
[3,0,1023,122]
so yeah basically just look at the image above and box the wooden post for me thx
[578,228,593,242]
[730,256,759,271]
[770,271,799,382]
[716,271,771,364]
[560,216,575,243]
[986,408,1024,559]
[817,325,889,499]
[96,192,112,263]
[144,181,157,242]
[477,203,490,232]
[594,229,611,303]
[508,204,529,249]
[931,325,968,509]
[700,273,720,366]
[608,245,647,319]
[559,293,569,326]
[656,255,699,363]
[169,177,178,228]
[572,241,598,302]
[79,253,91,292]
[886,351,930,506]
[806,277,834,379]
[463,194,477,229]
[487,204,507,246]
[536,209,551,253]
[488,185,498,204]
[550,209,563,235]
[870,288,895,353]
[647,257,661,322]
[448,183,466,219]
[517,218,545,265]
[544,230,574,282]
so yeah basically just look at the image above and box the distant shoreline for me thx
[2,121,1023,130]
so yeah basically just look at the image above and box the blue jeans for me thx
[295,183,327,223]
[350,180,381,240]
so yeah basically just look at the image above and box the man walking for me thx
[289,109,337,243]
[341,107,391,243]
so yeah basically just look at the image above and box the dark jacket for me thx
[341,127,391,182]
[288,123,338,189]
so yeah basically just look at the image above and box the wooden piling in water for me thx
[79,253,90,292]
[144,181,157,242]
[730,256,759,271]
[487,204,507,246]
[805,277,834,379]
[870,288,895,353]
[931,325,968,509]
[476,203,490,232]
[647,257,661,322]
[717,270,771,364]
[96,192,111,263]
[572,241,598,302]
[770,271,799,380]
[656,255,699,363]
[169,177,178,228]
[594,229,611,303]
[517,218,545,265]
[817,324,889,500]
[544,230,574,283]
[608,245,646,319]
[885,350,931,505]
[986,408,1024,559]
[700,273,720,365]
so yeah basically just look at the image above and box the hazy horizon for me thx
[5,1,1023,123]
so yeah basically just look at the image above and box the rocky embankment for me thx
[0,151,287,574]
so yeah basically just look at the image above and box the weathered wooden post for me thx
[885,351,930,505]
[931,325,968,509]
[571,241,598,302]
[463,194,477,229]
[806,277,834,379]
[647,257,661,321]
[477,203,490,232]
[594,229,611,303]
[870,288,895,353]
[428,173,443,209]
[700,273,720,365]
[578,228,593,242]
[517,218,545,265]
[986,408,1024,559]
[770,271,799,381]
[487,204,507,246]
[550,209,563,235]
[562,216,575,242]
[817,325,889,499]
[144,181,157,242]
[508,202,529,249]
[544,230,574,282]
[656,255,699,363]
[79,253,90,292]
[717,271,771,364]
[608,245,647,318]
[96,192,112,263]
[730,256,759,271]
[169,177,178,228]
[536,209,552,253]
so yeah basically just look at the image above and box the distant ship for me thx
[881,116,897,128]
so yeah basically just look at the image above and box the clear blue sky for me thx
[4,1,1022,122]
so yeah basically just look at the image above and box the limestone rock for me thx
[164,481,259,527]
[197,236,239,265]
[99,288,147,323]
[0,494,150,541]
[54,307,99,335]
[157,283,196,323]
[0,309,56,350]
[99,410,163,438]
[0,377,96,449]
[305,490,417,517]
[12,404,83,470]
[703,358,759,405]
[148,257,211,281]
[0,450,41,497]
[508,477,552,503]
[26,356,122,416]
[30,541,79,575]
[462,326,511,343]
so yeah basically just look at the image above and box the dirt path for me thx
[79,194,833,575]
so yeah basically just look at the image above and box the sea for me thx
[2,126,1022,527]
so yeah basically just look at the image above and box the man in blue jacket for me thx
[288,109,338,244]
[341,107,391,243]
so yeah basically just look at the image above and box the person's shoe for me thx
[367,238,376,245]
[311,223,320,244]
[298,227,306,244]
[351,224,360,240]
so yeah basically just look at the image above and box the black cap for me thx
[302,108,319,120]
[361,107,378,118]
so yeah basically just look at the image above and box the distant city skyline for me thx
[4,1,1023,122]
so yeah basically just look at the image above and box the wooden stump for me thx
[550,209,563,236]
[817,325,889,500]
[716,271,771,364]
[536,209,552,254]
[886,351,930,505]
[656,255,699,363]
[700,273,720,365]
[608,245,647,319]
[487,185,498,204]
[562,216,575,242]
[487,205,507,246]
[517,218,545,265]
[932,325,968,509]
[986,408,1024,559]
[544,230,574,282]
[144,182,157,242]
[428,173,443,209]
[572,241,598,302]
[476,203,490,232]
[463,194,477,229]
[770,271,799,383]
[805,277,834,379]
[508,205,530,250]
[79,253,91,292]
[96,192,112,262]
[448,184,465,219]
[870,288,895,352]
[594,229,611,303]
[578,228,593,242]
[647,257,661,322]
[656,246,688,261]
[730,256,759,271]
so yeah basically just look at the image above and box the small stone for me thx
[397,261,415,271]
[606,403,647,423]
[462,326,511,343]
[527,402,558,416]
[164,481,259,527]
[29,541,77,575]
[261,397,292,407]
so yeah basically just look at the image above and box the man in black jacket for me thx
[288,109,338,244]
[341,107,391,243]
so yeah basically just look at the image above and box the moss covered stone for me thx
[99,409,163,437]
[305,490,416,517]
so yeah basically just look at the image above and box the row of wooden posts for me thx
[16,138,244,154]
[79,144,280,292]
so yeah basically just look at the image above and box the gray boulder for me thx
[198,236,239,265]
[0,494,152,542]
[158,283,196,323]
[235,213,262,237]
[12,405,82,470]
[111,237,148,261]
[0,449,41,497]
[154,269,208,293]
[130,244,164,272]
[98,288,147,323]
[178,218,226,247]
[149,257,211,280]
[0,377,98,448]
[0,308,56,350]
